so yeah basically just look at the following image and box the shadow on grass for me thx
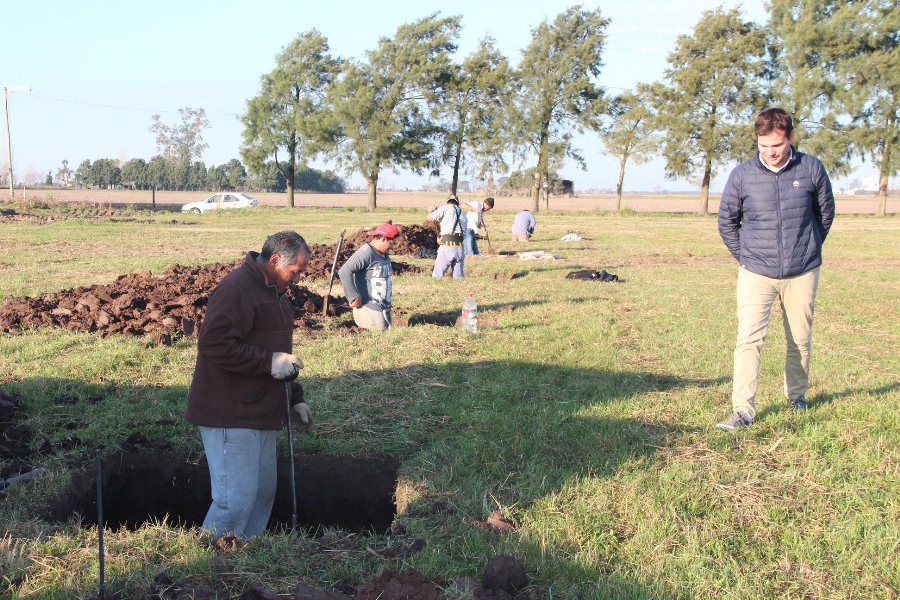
[0,360,721,598]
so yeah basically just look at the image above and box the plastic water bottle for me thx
[462,295,478,333]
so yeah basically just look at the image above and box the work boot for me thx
[789,397,808,410]
[716,412,752,431]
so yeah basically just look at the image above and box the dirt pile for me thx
[343,221,440,257]
[0,260,350,343]
[0,206,195,225]
[297,238,423,282]
[565,269,620,282]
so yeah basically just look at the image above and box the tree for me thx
[44,171,52,186]
[435,37,512,196]
[91,158,121,189]
[74,159,93,188]
[149,108,210,164]
[598,87,658,211]
[241,30,340,208]
[121,158,149,189]
[654,7,769,214]
[767,0,853,175]
[837,1,898,216]
[223,158,246,190]
[323,14,461,210]
[511,6,608,211]
[146,155,171,190]
[55,159,72,187]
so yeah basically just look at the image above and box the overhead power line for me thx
[7,90,241,117]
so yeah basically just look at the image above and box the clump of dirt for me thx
[0,260,351,343]
[355,570,444,600]
[482,555,528,595]
[0,391,32,482]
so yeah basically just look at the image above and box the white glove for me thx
[293,402,314,430]
[271,352,303,379]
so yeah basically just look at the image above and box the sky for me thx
[1,0,889,193]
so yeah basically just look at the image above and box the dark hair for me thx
[259,231,310,267]
[755,108,793,137]
[447,197,459,206]
[484,197,495,208]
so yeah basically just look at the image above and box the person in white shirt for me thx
[463,197,495,255]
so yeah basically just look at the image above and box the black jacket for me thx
[718,150,835,279]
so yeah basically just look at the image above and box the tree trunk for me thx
[616,156,626,212]
[286,137,297,208]
[366,175,378,211]
[698,155,712,215]
[286,160,295,209]
[486,172,495,196]
[450,117,465,197]
[530,124,550,212]
[543,165,551,210]
[876,134,891,217]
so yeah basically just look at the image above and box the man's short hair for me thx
[755,108,794,137]
[447,196,460,206]
[484,197,495,209]
[259,231,310,267]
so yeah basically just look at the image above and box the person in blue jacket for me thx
[716,108,835,430]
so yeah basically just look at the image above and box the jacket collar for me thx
[753,147,800,175]
[243,251,273,288]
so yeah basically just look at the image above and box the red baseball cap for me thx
[367,223,400,238]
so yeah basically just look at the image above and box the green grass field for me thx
[0,205,897,599]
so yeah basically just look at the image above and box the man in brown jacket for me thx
[185,231,312,538]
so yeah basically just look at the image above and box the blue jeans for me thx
[432,246,465,278]
[199,426,277,538]
[463,229,479,255]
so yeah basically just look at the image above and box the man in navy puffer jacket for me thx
[716,108,835,430]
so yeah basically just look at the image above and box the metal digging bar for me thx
[95,445,105,599]
[283,367,301,531]
[322,229,347,316]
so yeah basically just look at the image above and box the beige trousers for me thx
[731,266,820,420]
[352,305,390,331]
[511,232,531,242]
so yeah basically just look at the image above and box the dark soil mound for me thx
[297,238,423,282]
[343,221,440,257]
[0,206,195,225]
[355,570,444,600]
[0,260,350,343]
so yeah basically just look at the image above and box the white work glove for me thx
[292,402,314,431]
[271,352,303,380]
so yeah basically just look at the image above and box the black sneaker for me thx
[789,397,808,410]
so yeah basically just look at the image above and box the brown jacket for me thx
[185,252,303,430]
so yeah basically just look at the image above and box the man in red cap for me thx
[338,222,399,330]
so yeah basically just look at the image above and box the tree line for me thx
[64,155,344,194]
[237,1,896,215]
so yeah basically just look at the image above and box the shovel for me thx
[482,223,497,255]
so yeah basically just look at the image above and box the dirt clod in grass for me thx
[355,569,444,600]
[473,510,520,533]
[239,584,280,600]
[49,450,398,533]
[295,581,353,600]
[0,259,351,342]
[482,555,528,594]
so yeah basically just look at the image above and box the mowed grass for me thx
[0,205,897,599]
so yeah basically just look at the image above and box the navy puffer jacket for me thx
[718,150,835,279]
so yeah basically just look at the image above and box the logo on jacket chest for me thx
[792,180,800,187]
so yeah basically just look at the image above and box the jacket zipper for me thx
[774,170,783,278]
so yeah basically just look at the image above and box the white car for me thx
[181,193,259,214]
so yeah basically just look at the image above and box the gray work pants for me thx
[199,426,277,538]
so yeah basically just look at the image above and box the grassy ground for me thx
[0,204,897,599]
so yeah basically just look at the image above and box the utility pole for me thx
[4,86,30,200]
[4,87,12,199]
